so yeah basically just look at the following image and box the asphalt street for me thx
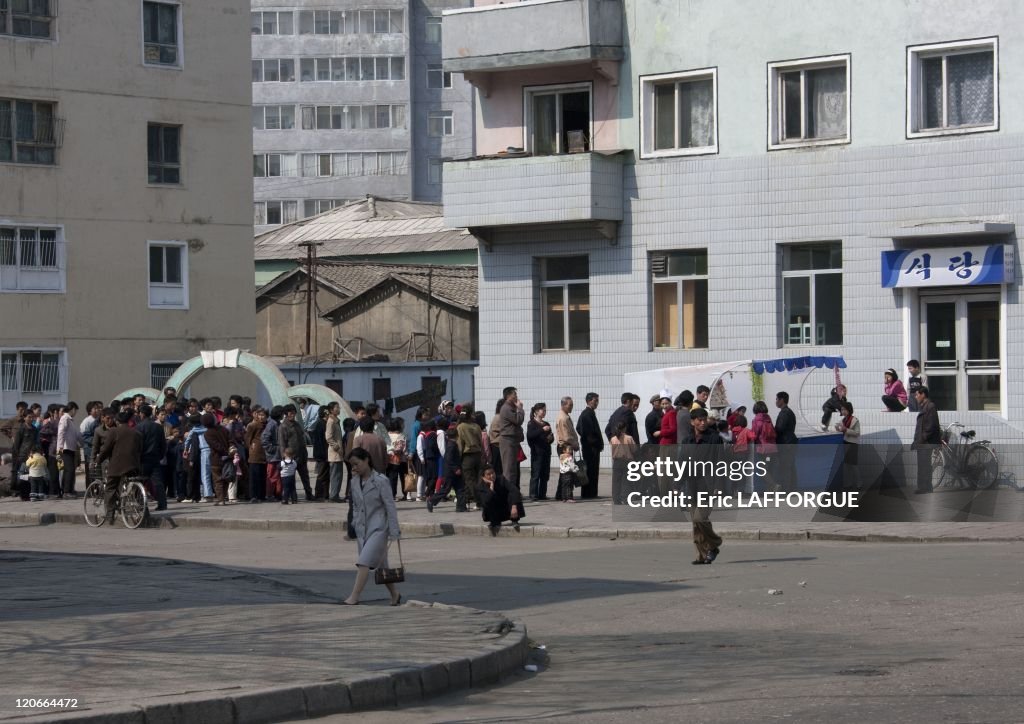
[2,524,1023,723]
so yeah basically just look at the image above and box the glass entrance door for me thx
[920,293,1001,412]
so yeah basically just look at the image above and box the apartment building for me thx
[0,0,256,414]
[442,0,1024,446]
[251,0,473,235]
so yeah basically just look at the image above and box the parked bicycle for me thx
[931,422,999,490]
[83,466,149,529]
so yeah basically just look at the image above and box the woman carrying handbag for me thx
[343,447,403,606]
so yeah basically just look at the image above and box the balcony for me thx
[442,0,622,76]
[443,151,624,236]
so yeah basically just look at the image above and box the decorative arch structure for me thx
[114,351,353,418]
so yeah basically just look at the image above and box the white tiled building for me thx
[442,0,1023,447]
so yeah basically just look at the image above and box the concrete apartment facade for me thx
[251,0,473,235]
[0,0,256,414]
[443,0,1024,446]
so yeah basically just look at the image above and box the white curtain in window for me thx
[808,67,846,139]
[679,79,714,148]
[282,201,298,224]
[533,94,557,154]
[947,51,994,126]
[253,203,266,225]
[279,154,297,177]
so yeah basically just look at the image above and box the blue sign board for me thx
[881,245,1013,288]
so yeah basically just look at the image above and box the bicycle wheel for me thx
[120,480,149,529]
[966,445,999,490]
[930,448,951,490]
[83,482,107,527]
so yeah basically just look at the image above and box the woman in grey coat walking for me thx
[343,447,402,606]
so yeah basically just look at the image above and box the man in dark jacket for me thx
[774,391,798,492]
[278,404,312,501]
[675,390,694,445]
[688,408,724,565]
[497,386,525,489]
[576,392,603,499]
[311,407,329,500]
[11,411,38,500]
[644,394,664,445]
[478,465,524,536]
[605,393,640,444]
[136,404,168,510]
[912,386,941,494]
[427,423,465,512]
[97,411,143,523]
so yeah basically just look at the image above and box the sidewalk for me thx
[2,490,1022,543]
[0,551,528,724]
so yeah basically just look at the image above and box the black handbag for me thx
[374,540,405,585]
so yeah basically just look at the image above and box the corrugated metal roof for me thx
[254,196,478,261]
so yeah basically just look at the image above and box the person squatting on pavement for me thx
[478,464,525,536]
[343,447,402,606]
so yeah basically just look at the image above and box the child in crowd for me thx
[557,442,578,503]
[882,368,908,411]
[26,446,48,501]
[280,448,298,505]
[820,383,848,430]
[906,360,924,412]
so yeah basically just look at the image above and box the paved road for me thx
[3,524,1023,723]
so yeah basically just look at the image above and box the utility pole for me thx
[297,241,323,357]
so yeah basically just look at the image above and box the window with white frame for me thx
[425,16,440,44]
[0,0,55,39]
[299,104,406,130]
[148,242,188,309]
[526,83,591,154]
[641,69,717,158]
[428,110,454,137]
[303,199,344,218]
[297,8,401,35]
[142,1,181,67]
[150,361,183,390]
[147,123,181,184]
[0,98,59,165]
[781,243,842,346]
[299,56,404,82]
[907,38,997,137]
[251,10,293,35]
[252,105,296,130]
[299,151,407,177]
[0,225,63,292]
[427,157,442,184]
[252,58,295,83]
[768,55,850,149]
[1,350,63,396]
[254,200,298,226]
[539,256,590,352]
[651,250,708,349]
[253,153,297,178]
[426,64,452,89]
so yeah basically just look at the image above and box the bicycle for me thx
[83,469,149,529]
[931,422,999,491]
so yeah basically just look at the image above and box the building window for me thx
[142,1,180,67]
[539,256,590,352]
[251,10,293,35]
[254,200,298,226]
[303,199,344,217]
[525,83,591,154]
[150,361,183,390]
[428,110,454,137]
[427,157,442,184]
[148,242,187,309]
[253,105,296,130]
[768,55,850,149]
[253,153,297,178]
[297,8,401,35]
[907,38,997,138]
[0,225,63,293]
[299,56,405,82]
[1,350,63,396]
[299,104,405,130]
[0,99,59,165]
[781,243,842,346]
[299,151,406,178]
[640,69,717,158]
[372,378,392,401]
[651,250,708,349]
[324,379,343,396]
[147,124,181,184]
[425,16,441,44]
[0,0,54,39]
[252,58,295,83]
[427,64,452,89]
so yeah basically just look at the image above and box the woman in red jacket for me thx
[659,396,679,445]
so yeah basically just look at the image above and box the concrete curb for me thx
[17,603,529,724]
[2,510,1023,543]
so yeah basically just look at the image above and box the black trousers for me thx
[314,460,330,499]
[581,447,600,498]
[296,460,312,498]
[249,462,266,500]
[916,447,934,492]
[61,450,77,495]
